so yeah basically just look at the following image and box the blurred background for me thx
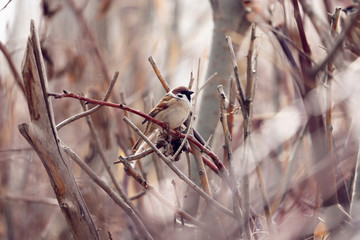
[1,0,360,239]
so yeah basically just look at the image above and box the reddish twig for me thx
[56,72,119,130]
[49,91,229,178]
[122,116,235,217]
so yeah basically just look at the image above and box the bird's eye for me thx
[177,93,183,98]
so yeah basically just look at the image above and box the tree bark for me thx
[18,20,100,240]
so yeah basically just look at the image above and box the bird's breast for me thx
[154,99,190,129]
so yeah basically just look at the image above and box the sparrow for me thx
[132,86,194,151]
[340,4,360,56]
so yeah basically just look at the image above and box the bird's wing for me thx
[141,93,174,124]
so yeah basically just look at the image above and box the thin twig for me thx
[55,72,119,130]
[246,23,257,99]
[227,77,236,138]
[226,36,247,119]
[239,23,260,238]
[248,23,273,233]
[190,141,212,196]
[114,148,154,164]
[82,102,121,193]
[120,92,136,146]
[193,72,218,99]
[66,0,110,83]
[310,5,360,76]
[270,120,309,214]
[292,0,312,69]
[271,28,305,95]
[119,157,208,229]
[171,180,184,226]
[49,91,229,177]
[170,59,200,162]
[148,56,171,92]
[299,0,332,49]
[188,59,213,196]
[80,102,149,234]
[61,143,154,240]
[123,116,235,217]
[0,41,25,95]
[2,194,58,206]
[0,0,13,11]
[217,85,241,218]
[129,191,147,201]
[325,6,342,205]
[188,71,195,90]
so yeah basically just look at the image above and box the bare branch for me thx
[119,156,208,230]
[122,116,235,217]
[61,143,154,240]
[148,56,171,92]
[55,71,119,130]
[49,91,229,177]
[0,41,25,95]
[19,20,99,239]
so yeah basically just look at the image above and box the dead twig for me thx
[19,20,99,239]
[120,92,136,146]
[226,35,247,119]
[171,180,184,226]
[49,91,229,178]
[188,60,212,196]
[119,156,208,230]
[227,77,236,138]
[66,0,110,83]
[114,148,154,164]
[148,56,171,92]
[123,116,235,217]
[310,5,360,76]
[61,143,154,240]
[217,85,241,219]
[0,41,25,95]
[55,71,119,130]
[270,120,309,214]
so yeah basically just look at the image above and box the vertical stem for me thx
[325,7,341,203]
[217,85,242,219]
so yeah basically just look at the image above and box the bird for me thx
[340,4,360,56]
[132,86,194,151]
